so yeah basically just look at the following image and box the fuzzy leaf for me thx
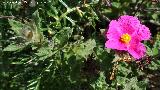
[73,39,96,58]
[3,44,22,51]
[8,19,24,35]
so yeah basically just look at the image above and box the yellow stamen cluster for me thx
[120,33,131,44]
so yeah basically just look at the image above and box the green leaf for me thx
[148,61,160,70]
[54,27,73,46]
[35,47,53,60]
[73,39,96,58]
[90,72,108,90]
[152,47,158,56]
[117,76,129,85]
[118,62,131,76]
[32,10,42,28]
[146,45,153,56]
[112,2,121,8]
[152,14,158,20]
[3,44,22,51]
[123,77,138,90]
[152,41,160,56]
[8,19,24,35]
[36,47,52,57]
[27,78,40,90]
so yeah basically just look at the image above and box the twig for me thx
[0,16,15,19]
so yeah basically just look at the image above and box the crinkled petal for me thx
[105,39,127,50]
[118,15,141,35]
[118,15,140,26]
[130,32,141,42]
[106,20,122,39]
[137,25,151,40]
[128,42,146,59]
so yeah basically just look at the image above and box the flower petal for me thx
[128,42,146,59]
[105,39,127,50]
[106,20,122,39]
[118,15,140,26]
[137,25,151,40]
[118,15,141,35]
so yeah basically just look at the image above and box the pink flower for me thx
[105,15,151,59]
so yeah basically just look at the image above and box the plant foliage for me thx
[0,0,160,90]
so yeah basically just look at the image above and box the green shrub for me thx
[0,0,160,90]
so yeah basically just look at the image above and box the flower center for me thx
[120,33,131,44]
